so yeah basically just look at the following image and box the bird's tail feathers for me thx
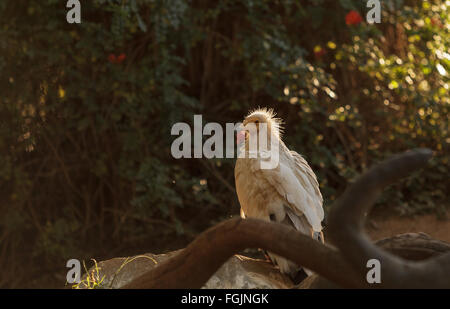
[284,206,323,276]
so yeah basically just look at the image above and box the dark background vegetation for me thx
[0,0,448,288]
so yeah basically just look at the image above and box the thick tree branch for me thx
[122,218,363,288]
[328,148,450,288]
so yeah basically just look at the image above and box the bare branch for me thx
[327,148,450,288]
[122,218,364,289]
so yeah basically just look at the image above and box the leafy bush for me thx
[0,0,448,287]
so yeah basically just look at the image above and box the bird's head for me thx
[237,108,283,146]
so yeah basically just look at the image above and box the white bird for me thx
[234,108,324,278]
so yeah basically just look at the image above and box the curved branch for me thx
[327,148,450,288]
[122,218,364,289]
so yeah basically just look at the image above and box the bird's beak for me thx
[236,127,247,145]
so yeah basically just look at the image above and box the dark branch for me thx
[328,148,450,288]
[122,218,366,288]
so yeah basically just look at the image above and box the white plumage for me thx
[235,108,324,277]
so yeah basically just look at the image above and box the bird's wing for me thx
[259,154,323,232]
[284,206,311,235]
[289,150,324,222]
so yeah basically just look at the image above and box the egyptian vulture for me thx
[234,108,324,278]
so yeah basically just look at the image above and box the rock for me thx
[203,254,292,289]
[76,251,293,289]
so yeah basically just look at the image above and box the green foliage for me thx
[0,0,448,287]
[71,259,106,289]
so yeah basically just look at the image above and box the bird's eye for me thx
[269,214,276,221]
